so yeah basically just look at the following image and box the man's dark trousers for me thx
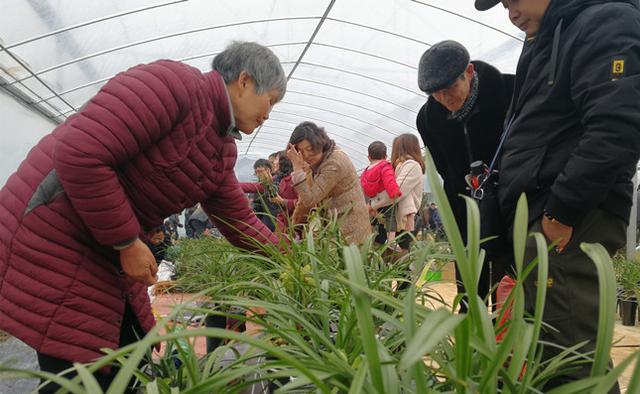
[524,209,626,392]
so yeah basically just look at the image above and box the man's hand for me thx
[119,239,158,285]
[541,215,573,252]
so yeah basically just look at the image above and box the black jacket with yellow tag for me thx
[498,0,640,227]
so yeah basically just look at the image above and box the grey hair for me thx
[212,41,287,102]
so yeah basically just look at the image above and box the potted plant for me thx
[612,252,640,326]
[412,238,451,283]
[168,237,260,351]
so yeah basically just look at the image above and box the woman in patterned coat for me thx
[287,122,371,245]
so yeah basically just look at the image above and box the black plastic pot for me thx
[226,305,247,333]
[616,288,624,318]
[205,314,227,353]
[620,299,637,326]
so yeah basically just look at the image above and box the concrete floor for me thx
[0,335,38,393]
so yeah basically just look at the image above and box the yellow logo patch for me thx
[612,58,626,80]
[534,278,554,288]
[613,60,625,75]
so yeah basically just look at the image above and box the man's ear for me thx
[465,63,475,79]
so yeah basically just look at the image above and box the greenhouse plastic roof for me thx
[0,0,524,171]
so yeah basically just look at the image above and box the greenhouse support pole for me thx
[627,170,638,259]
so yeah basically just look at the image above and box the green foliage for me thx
[169,237,247,294]
[412,238,451,273]
[2,152,638,393]
[612,252,640,300]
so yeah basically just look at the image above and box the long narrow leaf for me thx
[344,245,385,393]
[625,351,640,393]
[424,152,468,290]
[479,316,519,392]
[402,285,429,393]
[399,309,464,370]
[581,243,616,377]
[146,380,160,394]
[454,317,471,394]
[519,232,550,392]
[378,338,400,394]
[513,193,529,276]
[464,195,481,296]
[73,362,104,394]
[591,349,638,393]
[545,377,600,394]
[0,368,85,394]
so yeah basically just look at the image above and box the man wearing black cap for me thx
[416,40,514,313]
[475,0,640,391]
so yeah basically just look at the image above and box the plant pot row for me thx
[618,296,638,326]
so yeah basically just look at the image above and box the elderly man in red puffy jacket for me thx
[0,41,286,391]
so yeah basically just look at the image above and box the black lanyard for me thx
[462,123,475,166]
[488,114,516,175]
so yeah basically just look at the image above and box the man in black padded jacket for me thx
[416,40,515,313]
[476,0,640,390]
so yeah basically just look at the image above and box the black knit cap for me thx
[417,40,470,95]
[475,0,501,11]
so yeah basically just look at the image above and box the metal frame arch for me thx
[7,16,322,86]
[35,40,421,111]
[33,41,311,105]
[292,61,423,97]
[285,89,415,129]
[409,1,523,42]
[267,110,397,146]
[290,77,419,113]
[2,1,188,50]
[255,123,373,152]
[0,43,75,115]
[277,100,407,137]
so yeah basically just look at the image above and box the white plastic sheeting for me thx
[0,0,524,179]
[0,91,55,186]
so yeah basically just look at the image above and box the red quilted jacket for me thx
[0,60,277,363]
[276,174,298,214]
[360,160,401,199]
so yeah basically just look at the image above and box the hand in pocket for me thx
[541,215,573,252]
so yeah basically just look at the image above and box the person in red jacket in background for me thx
[240,158,280,231]
[270,151,298,231]
[360,141,402,246]
[241,151,298,233]
[0,41,286,393]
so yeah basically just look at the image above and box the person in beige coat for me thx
[388,133,425,251]
[286,122,371,245]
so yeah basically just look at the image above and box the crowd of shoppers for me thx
[1,1,639,389]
